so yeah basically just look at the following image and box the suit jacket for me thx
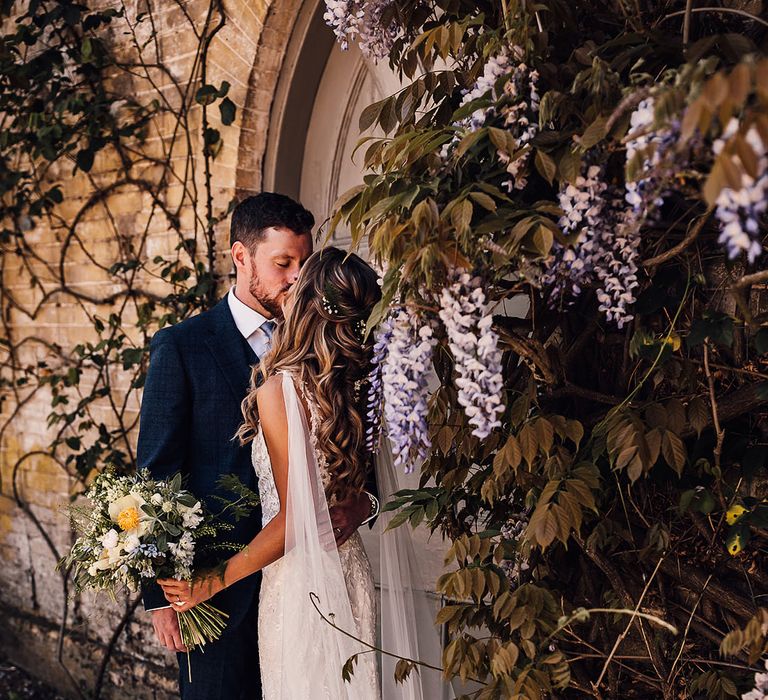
[137,298,262,630]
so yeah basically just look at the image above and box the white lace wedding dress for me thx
[251,372,380,699]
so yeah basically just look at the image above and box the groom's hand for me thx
[151,607,187,653]
[329,491,372,546]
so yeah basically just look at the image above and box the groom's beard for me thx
[248,270,290,319]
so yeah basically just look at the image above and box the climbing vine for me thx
[0,0,237,696]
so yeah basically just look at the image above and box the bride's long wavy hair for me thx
[237,247,381,504]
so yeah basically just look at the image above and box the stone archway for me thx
[238,8,457,697]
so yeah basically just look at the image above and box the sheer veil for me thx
[277,372,448,698]
[277,372,372,697]
[376,434,450,699]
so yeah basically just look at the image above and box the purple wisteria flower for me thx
[373,307,436,473]
[365,311,394,453]
[498,52,540,190]
[542,164,640,327]
[438,271,505,439]
[743,659,768,700]
[714,120,767,264]
[358,0,398,60]
[441,45,539,187]
[624,97,681,221]
[500,515,530,589]
[323,0,397,59]
[458,47,514,132]
[323,0,364,51]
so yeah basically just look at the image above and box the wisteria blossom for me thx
[624,97,688,225]
[358,0,398,60]
[323,0,397,59]
[542,164,640,327]
[364,310,394,452]
[625,98,666,216]
[500,515,530,589]
[323,0,364,51]
[743,659,768,700]
[437,271,505,438]
[376,307,436,472]
[498,53,540,190]
[441,46,540,189]
[714,120,767,264]
[457,47,514,132]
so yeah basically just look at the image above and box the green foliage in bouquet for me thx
[59,467,258,655]
[329,1,768,697]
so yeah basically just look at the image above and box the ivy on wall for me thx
[0,1,237,695]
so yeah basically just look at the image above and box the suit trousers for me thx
[177,590,261,700]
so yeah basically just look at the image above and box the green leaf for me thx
[204,127,220,145]
[534,150,557,185]
[65,436,80,450]
[679,487,715,515]
[558,148,580,183]
[455,128,485,158]
[81,37,93,61]
[195,85,218,106]
[219,97,236,126]
[725,523,750,556]
[469,191,497,212]
[451,198,473,235]
[76,149,94,172]
[578,114,608,150]
[687,313,734,348]
[359,100,384,131]
[121,347,144,370]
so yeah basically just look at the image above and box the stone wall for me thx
[0,1,295,696]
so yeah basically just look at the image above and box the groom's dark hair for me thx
[230,192,314,250]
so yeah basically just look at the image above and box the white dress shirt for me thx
[227,287,274,358]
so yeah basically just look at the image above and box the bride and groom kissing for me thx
[137,192,422,700]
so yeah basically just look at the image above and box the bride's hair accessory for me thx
[321,295,341,316]
[322,285,370,343]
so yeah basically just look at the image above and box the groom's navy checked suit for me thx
[137,297,263,700]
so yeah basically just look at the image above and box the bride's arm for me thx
[158,374,289,609]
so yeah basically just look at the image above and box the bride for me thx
[159,247,430,699]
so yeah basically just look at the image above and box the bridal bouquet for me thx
[60,467,255,655]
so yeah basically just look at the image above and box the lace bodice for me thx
[251,374,330,526]
[251,427,279,527]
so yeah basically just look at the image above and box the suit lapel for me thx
[204,298,258,400]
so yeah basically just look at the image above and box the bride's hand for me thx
[158,571,225,613]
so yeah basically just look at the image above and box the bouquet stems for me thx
[176,603,230,682]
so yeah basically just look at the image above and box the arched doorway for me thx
[261,1,400,245]
[255,4,458,697]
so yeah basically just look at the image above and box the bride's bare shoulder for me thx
[255,374,285,410]
[255,374,289,447]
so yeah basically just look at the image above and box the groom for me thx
[137,192,378,699]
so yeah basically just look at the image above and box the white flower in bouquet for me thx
[100,528,119,550]
[60,467,259,663]
[108,493,151,537]
[179,501,203,529]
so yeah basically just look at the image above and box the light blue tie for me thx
[261,320,276,345]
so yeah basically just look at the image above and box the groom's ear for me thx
[231,241,249,271]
